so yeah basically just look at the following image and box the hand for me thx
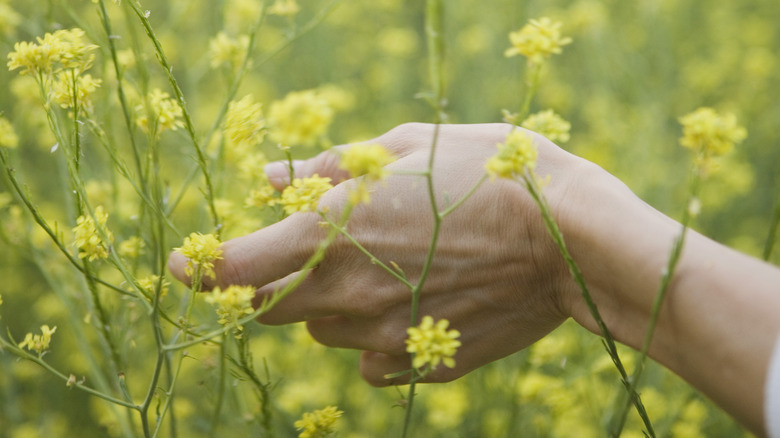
[168,123,590,385]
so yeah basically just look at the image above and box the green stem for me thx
[763,195,780,261]
[517,62,542,123]
[522,169,655,437]
[209,334,228,438]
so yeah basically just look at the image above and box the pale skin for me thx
[168,123,780,437]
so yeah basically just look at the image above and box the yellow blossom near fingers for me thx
[521,109,571,143]
[245,182,277,209]
[72,206,113,261]
[294,406,343,438]
[174,232,223,279]
[19,325,57,355]
[279,175,333,215]
[679,108,746,175]
[204,285,256,336]
[238,152,269,180]
[136,88,184,135]
[339,143,396,180]
[209,32,249,70]
[268,90,333,147]
[224,95,265,158]
[0,116,19,148]
[118,236,146,259]
[505,17,572,64]
[406,315,461,370]
[485,129,538,180]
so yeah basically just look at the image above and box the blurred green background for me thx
[0,0,777,436]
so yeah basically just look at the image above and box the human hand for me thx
[168,123,622,385]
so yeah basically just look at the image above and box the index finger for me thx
[168,212,323,290]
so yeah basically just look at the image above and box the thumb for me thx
[265,148,350,192]
[168,212,323,289]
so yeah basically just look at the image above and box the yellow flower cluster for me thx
[204,285,256,336]
[405,315,461,370]
[72,206,113,261]
[136,88,185,135]
[269,90,333,147]
[7,28,98,76]
[338,143,396,204]
[224,95,265,158]
[279,175,333,215]
[245,182,277,209]
[0,116,19,149]
[679,107,746,174]
[505,17,572,65]
[294,406,343,438]
[339,143,396,180]
[521,109,571,143]
[138,275,170,299]
[174,232,224,279]
[19,325,57,355]
[485,129,538,180]
[209,32,249,70]
[51,73,102,111]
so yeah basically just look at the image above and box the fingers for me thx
[264,122,436,191]
[168,212,323,290]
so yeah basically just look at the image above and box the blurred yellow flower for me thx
[679,107,746,175]
[339,143,396,181]
[238,151,269,180]
[0,3,21,37]
[269,0,300,16]
[245,183,277,209]
[0,116,19,148]
[485,129,538,179]
[521,109,571,143]
[174,232,224,279]
[19,325,57,355]
[294,405,343,438]
[406,315,461,370]
[224,95,265,157]
[269,90,333,147]
[138,275,170,299]
[279,175,333,215]
[118,236,146,259]
[7,28,97,76]
[505,17,572,64]
[136,88,184,135]
[72,206,113,261]
[204,284,256,336]
[209,32,249,70]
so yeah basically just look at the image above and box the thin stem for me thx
[522,169,655,437]
[209,334,228,438]
[763,195,780,261]
[517,62,542,123]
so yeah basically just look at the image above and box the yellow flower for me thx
[238,151,269,180]
[174,232,223,279]
[0,116,19,149]
[72,206,113,261]
[118,236,146,259]
[224,95,265,157]
[521,109,571,143]
[6,28,97,76]
[294,406,343,438]
[137,275,170,299]
[679,107,746,175]
[278,175,333,215]
[51,72,102,110]
[268,90,333,147]
[136,88,185,135]
[19,325,57,355]
[245,182,277,209]
[405,315,461,370]
[485,129,538,180]
[339,143,396,181]
[0,3,21,37]
[269,0,300,16]
[204,285,256,336]
[209,32,249,70]
[505,17,572,64]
